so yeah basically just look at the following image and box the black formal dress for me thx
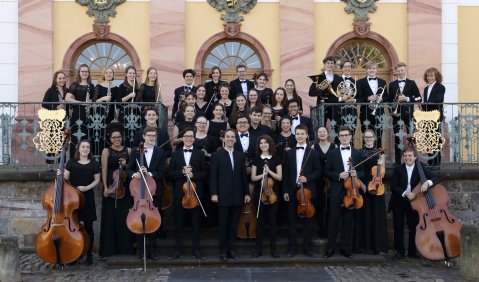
[283,145,321,254]
[92,84,119,156]
[389,161,437,256]
[99,147,134,257]
[205,80,225,104]
[324,146,363,254]
[274,133,296,161]
[422,82,445,166]
[168,148,207,255]
[389,79,421,164]
[173,85,196,121]
[207,120,228,149]
[42,86,66,165]
[118,82,141,147]
[209,149,249,256]
[230,78,254,100]
[256,88,274,105]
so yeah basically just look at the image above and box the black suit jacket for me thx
[168,148,207,201]
[229,78,254,100]
[356,77,390,118]
[308,73,343,105]
[127,146,166,198]
[290,115,315,141]
[422,83,445,121]
[172,85,196,120]
[324,147,364,198]
[209,149,249,206]
[389,162,438,210]
[234,132,256,157]
[389,79,421,120]
[282,146,321,198]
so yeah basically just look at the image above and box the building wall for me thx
[0,0,18,103]
[458,6,479,103]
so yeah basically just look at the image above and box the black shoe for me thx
[271,251,280,258]
[323,248,335,258]
[85,254,93,266]
[251,252,262,258]
[286,250,297,258]
[228,250,238,260]
[193,250,206,260]
[392,252,405,261]
[340,250,353,258]
[304,250,317,258]
[407,252,420,259]
[220,252,228,262]
[168,251,181,260]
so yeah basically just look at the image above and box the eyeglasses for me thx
[145,134,157,138]
[364,136,375,139]
[263,112,272,115]
[339,134,351,137]
[110,136,122,139]
[196,122,207,125]
[237,121,249,125]
[183,135,194,138]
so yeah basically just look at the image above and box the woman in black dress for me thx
[136,67,160,111]
[42,70,67,170]
[251,135,282,258]
[255,73,273,105]
[312,126,335,239]
[217,83,233,119]
[194,116,216,159]
[274,117,296,161]
[228,94,248,129]
[271,87,288,122]
[99,124,133,257]
[195,85,209,119]
[207,103,229,150]
[354,129,388,254]
[172,104,196,147]
[118,66,139,147]
[175,92,197,124]
[63,139,101,265]
[65,64,95,159]
[284,79,303,114]
[205,66,225,103]
[247,88,263,110]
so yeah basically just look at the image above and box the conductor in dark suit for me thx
[172,69,197,122]
[168,127,208,260]
[210,129,251,262]
[389,63,421,164]
[287,99,314,141]
[229,64,255,100]
[389,146,437,260]
[127,126,167,260]
[283,124,321,258]
[324,126,363,259]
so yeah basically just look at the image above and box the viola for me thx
[36,130,89,265]
[410,160,461,261]
[182,167,199,209]
[343,156,363,209]
[296,174,315,218]
[126,143,161,234]
[367,159,385,196]
[106,154,126,200]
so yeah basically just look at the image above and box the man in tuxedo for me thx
[229,64,254,100]
[308,56,343,127]
[287,99,314,141]
[389,146,437,260]
[324,126,363,259]
[168,127,208,260]
[389,63,421,164]
[249,106,273,141]
[210,129,251,261]
[234,115,256,157]
[127,126,167,260]
[338,60,358,131]
[283,124,321,258]
[172,69,197,122]
[133,107,172,158]
[356,61,390,147]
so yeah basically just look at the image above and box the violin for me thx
[410,160,461,261]
[367,158,385,196]
[36,130,89,265]
[106,153,126,201]
[296,171,315,218]
[126,142,161,234]
[182,166,198,209]
[260,160,277,206]
[343,156,363,209]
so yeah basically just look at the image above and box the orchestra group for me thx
[40,56,447,266]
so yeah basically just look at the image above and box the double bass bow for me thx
[36,130,89,265]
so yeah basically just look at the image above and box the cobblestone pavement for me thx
[20,253,463,282]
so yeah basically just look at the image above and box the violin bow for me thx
[256,159,268,219]
[350,148,384,171]
[183,166,207,217]
[158,129,184,149]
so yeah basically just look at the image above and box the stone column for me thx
[460,223,479,280]
[0,236,20,282]
[279,0,314,116]
[150,0,186,114]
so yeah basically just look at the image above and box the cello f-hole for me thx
[419,213,429,230]
[440,209,456,224]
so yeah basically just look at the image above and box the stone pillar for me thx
[279,0,314,116]
[460,224,479,280]
[0,236,20,282]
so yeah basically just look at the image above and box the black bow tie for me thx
[341,146,351,150]
[296,146,305,150]
[398,80,406,83]
[240,133,249,138]
[183,149,193,153]
[240,81,247,84]
[291,116,299,120]
[368,77,377,81]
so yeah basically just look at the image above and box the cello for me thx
[410,159,461,261]
[36,130,89,265]
[343,157,363,210]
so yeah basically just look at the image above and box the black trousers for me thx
[326,193,353,252]
[287,197,314,251]
[255,202,278,253]
[173,199,202,252]
[218,205,241,253]
[392,197,419,255]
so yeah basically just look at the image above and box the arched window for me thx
[74,42,133,85]
[202,40,263,83]
[333,40,391,78]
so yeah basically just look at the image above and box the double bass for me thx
[410,160,461,261]
[237,153,256,239]
[36,131,89,265]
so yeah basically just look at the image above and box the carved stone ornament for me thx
[341,0,378,22]
[33,109,66,155]
[93,23,110,39]
[353,22,371,38]
[75,0,126,24]
[207,0,257,23]
[224,23,241,38]
[413,110,445,154]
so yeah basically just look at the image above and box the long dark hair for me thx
[51,70,67,95]
[255,135,276,156]
[73,139,93,161]
[284,79,300,100]
[123,65,137,89]
[272,87,287,107]
[75,64,91,84]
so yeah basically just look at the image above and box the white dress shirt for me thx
[183,146,193,166]
[239,132,249,152]
[291,115,300,134]
[295,144,306,183]
[367,77,378,94]
[426,82,436,101]
[225,148,234,170]
[325,71,334,83]
[240,80,248,97]
[340,145,351,172]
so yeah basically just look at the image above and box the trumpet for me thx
[392,88,401,117]
[369,86,386,116]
